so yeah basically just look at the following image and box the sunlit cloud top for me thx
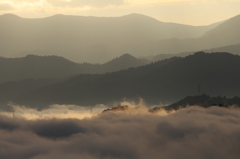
[0,0,240,25]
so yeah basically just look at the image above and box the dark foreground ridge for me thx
[150,94,240,112]
[102,105,129,113]
[102,95,240,113]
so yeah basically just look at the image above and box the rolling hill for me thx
[148,43,240,62]
[0,13,221,63]
[144,14,240,55]
[202,14,240,47]
[150,94,240,112]
[0,53,146,83]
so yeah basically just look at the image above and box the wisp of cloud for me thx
[1,104,109,120]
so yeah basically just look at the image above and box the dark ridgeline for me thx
[0,53,146,84]
[150,95,240,112]
[0,55,82,84]
[102,105,130,113]
[101,53,147,73]
[1,52,239,108]
[148,43,240,63]
[0,53,146,110]
[103,95,240,113]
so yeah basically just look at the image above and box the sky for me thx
[0,0,240,25]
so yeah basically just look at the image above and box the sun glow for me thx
[0,0,46,8]
[0,0,240,26]
[0,104,109,120]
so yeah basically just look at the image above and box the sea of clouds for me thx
[0,103,240,159]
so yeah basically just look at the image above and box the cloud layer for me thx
[0,106,240,159]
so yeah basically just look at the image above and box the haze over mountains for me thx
[148,43,240,62]
[0,13,231,63]
[1,7,240,159]
[1,52,239,108]
[1,13,240,109]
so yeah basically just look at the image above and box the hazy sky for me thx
[0,0,240,25]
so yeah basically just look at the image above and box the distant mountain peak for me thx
[203,13,240,41]
[121,13,158,20]
[48,14,68,18]
[124,13,145,17]
[102,53,145,71]
[109,53,139,63]
[1,13,21,19]
[119,53,135,59]
[52,14,65,17]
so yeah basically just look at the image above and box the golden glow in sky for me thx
[0,0,240,25]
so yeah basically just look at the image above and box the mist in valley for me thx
[0,105,240,159]
[1,1,240,158]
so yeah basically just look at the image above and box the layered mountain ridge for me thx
[0,13,229,63]
[1,52,239,108]
[0,53,146,83]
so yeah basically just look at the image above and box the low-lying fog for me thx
[0,102,240,159]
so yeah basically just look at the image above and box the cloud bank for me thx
[0,106,240,159]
